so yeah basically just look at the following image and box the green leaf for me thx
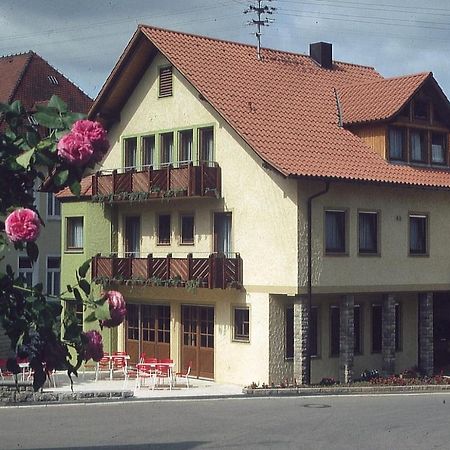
[69,180,81,197]
[0,102,10,113]
[48,95,68,113]
[66,284,73,293]
[53,169,69,186]
[73,288,83,304]
[26,241,39,263]
[63,112,86,128]
[10,100,23,115]
[26,131,39,148]
[78,259,91,278]
[94,301,111,321]
[84,311,97,323]
[79,279,91,296]
[33,111,63,129]
[16,148,34,168]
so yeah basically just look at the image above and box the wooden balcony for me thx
[91,162,221,202]
[91,252,242,290]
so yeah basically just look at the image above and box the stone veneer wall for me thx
[382,294,396,375]
[293,296,308,385]
[268,295,293,384]
[419,292,434,376]
[339,295,354,383]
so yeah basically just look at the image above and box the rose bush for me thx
[0,96,121,390]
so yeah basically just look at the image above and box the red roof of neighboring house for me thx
[87,26,450,191]
[56,176,92,199]
[0,51,92,113]
[339,72,432,125]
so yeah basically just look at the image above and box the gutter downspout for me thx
[305,181,330,384]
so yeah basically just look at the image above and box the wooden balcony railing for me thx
[91,252,242,290]
[91,162,221,202]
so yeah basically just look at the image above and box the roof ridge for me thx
[0,50,34,60]
[342,71,431,91]
[139,24,377,71]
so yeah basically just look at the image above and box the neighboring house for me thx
[0,51,93,358]
[58,26,450,385]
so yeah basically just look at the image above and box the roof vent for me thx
[310,42,333,69]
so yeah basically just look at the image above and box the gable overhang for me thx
[88,25,286,177]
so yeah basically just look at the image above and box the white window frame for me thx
[47,193,61,220]
[46,255,61,297]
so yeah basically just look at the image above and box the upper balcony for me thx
[91,252,243,290]
[91,162,221,203]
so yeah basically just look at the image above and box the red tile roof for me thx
[88,26,450,191]
[56,176,92,199]
[0,51,92,113]
[339,72,431,125]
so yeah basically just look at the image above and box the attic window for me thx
[158,66,173,98]
[48,75,59,85]
[414,99,428,121]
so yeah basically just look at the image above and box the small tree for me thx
[0,96,125,390]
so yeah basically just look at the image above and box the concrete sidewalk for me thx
[46,371,245,400]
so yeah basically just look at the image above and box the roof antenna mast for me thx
[244,0,276,61]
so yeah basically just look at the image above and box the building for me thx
[0,51,93,358]
[58,26,450,385]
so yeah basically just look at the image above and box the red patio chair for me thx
[95,353,111,381]
[134,363,155,389]
[155,363,172,390]
[0,359,14,380]
[112,354,129,380]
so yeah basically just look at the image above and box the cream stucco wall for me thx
[299,179,450,293]
[102,52,299,292]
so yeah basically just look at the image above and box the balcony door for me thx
[214,212,232,256]
[181,305,214,379]
[124,216,140,257]
[126,304,170,364]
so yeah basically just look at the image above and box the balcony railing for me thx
[91,252,242,289]
[91,161,221,202]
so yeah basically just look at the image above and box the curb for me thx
[243,384,450,397]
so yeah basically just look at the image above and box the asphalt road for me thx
[1,393,449,449]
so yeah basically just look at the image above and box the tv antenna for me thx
[244,0,276,60]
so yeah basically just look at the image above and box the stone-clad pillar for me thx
[339,295,354,384]
[293,296,309,385]
[419,292,434,377]
[382,294,396,375]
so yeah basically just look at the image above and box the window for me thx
[142,135,155,167]
[180,214,194,245]
[414,99,429,121]
[410,130,427,162]
[157,305,171,343]
[330,306,340,356]
[158,214,171,245]
[46,256,61,296]
[233,307,250,341]
[18,256,34,288]
[199,127,214,163]
[354,305,362,354]
[124,137,137,168]
[159,66,173,97]
[124,216,140,256]
[389,127,405,161]
[372,304,382,353]
[395,303,402,351]
[325,210,346,254]
[431,132,446,165]
[409,214,428,255]
[160,132,173,165]
[358,211,378,254]
[47,193,61,218]
[285,307,294,359]
[66,300,83,333]
[66,217,83,250]
[179,129,193,163]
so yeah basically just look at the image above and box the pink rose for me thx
[101,290,127,328]
[71,120,109,163]
[83,330,104,362]
[57,132,93,166]
[5,208,40,243]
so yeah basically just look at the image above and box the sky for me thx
[1,0,450,100]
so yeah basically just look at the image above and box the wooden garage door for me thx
[126,304,170,364]
[181,305,214,379]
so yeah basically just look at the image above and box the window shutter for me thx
[159,66,173,97]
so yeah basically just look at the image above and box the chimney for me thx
[310,42,333,69]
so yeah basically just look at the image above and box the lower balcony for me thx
[91,162,221,203]
[91,252,243,290]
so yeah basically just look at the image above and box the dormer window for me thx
[388,127,405,161]
[413,99,429,121]
[410,130,427,163]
